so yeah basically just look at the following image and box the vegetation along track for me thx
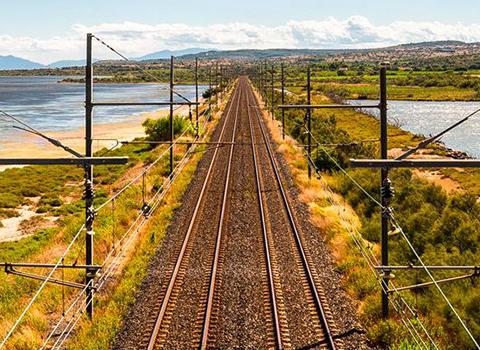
[116,77,357,349]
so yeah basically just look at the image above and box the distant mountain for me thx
[0,55,44,70]
[2,40,478,72]
[181,41,480,60]
[182,48,355,60]
[48,58,104,68]
[48,59,86,68]
[393,40,467,49]
[137,48,214,61]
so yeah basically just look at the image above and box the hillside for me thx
[181,48,357,60]
[3,40,480,75]
[137,48,213,61]
[48,59,89,68]
[0,55,44,70]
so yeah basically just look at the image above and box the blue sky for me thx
[3,0,480,37]
[1,0,480,63]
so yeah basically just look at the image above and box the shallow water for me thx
[348,99,480,158]
[0,76,206,141]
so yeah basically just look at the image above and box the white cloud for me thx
[3,16,480,64]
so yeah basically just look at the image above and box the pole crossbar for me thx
[278,104,380,109]
[350,159,480,168]
[376,265,480,271]
[1,263,101,270]
[388,272,480,293]
[92,102,199,106]
[0,157,128,166]
[5,267,88,290]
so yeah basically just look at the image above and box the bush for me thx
[36,205,51,213]
[39,196,63,207]
[0,193,23,208]
[367,319,406,347]
[202,87,221,99]
[202,88,214,99]
[21,187,41,197]
[142,116,190,142]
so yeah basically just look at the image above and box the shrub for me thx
[39,196,63,207]
[142,116,190,142]
[367,319,405,347]
[21,187,41,197]
[202,88,215,99]
[0,193,22,208]
[36,205,51,213]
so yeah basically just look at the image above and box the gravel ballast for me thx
[114,78,371,349]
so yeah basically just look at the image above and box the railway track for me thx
[138,77,341,349]
[245,81,339,350]
[144,81,242,349]
[247,78,286,349]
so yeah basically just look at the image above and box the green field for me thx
[318,82,479,101]
[284,66,480,101]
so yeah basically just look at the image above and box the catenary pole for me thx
[169,56,174,179]
[85,33,95,319]
[306,66,312,179]
[195,57,199,138]
[281,63,285,139]
[271,64,274,119]
[379,66,389,318]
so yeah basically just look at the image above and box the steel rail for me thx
[199,80,242,350]
[146,82,241,349]
[247,83,337,350]
[246,80,284,349]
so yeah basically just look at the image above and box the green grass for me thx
[439,168,480,196]
[290,68,480,101]
[324,108,421,149]
[0,143,145,218]
[318,82,479,101]
[280,88,421,151]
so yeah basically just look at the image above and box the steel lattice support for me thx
[379,67,389,318]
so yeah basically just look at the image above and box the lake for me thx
[348,100,480,158]
[4,78,479,158]
[0,76,206,141]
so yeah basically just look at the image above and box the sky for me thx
[2,0,480,64]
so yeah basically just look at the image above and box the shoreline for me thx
[0,105,190,172]
[346,99,478,159]
[59,79,208,85]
